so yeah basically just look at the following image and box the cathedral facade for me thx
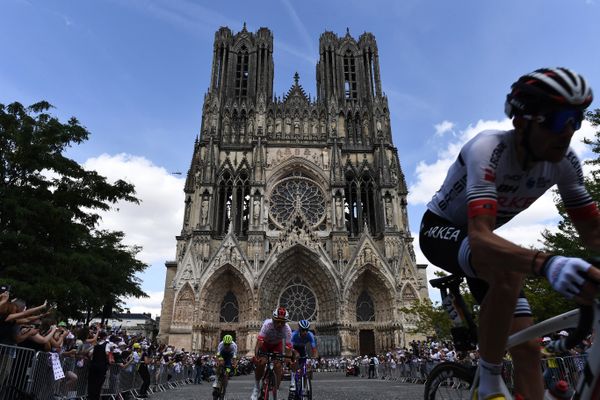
[158,25,428,356]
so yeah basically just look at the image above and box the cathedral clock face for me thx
[269,176,326,229]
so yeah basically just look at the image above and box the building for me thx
[159,25,428,356]
[90,311,158,339]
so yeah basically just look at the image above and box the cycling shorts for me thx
[259,341,283,355]
[293,344,307,360]
[419,210,531,317]
[218,350,235,368]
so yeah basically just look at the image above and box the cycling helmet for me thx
[505,67,593,117]
[222,334,233,344]
[272,306,289,321]
[298,319,310,330]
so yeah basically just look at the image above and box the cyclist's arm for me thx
[468,214,543,275]
[572,214,600,251]
[308,332,318,358]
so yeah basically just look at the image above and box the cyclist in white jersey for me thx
[420,67,600,400]
[250,306,293,400]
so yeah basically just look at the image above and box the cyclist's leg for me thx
[420,211,521,399]
[508,315,543,400]
[254,346,267,398]
[474,269,520,393]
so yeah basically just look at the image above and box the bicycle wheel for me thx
[301,375,312,400]
[424,362,474,400]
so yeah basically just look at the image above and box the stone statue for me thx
[335,197,344,228]
[201,198,209,226]
[253,199,261,224]
[385,198,393,226]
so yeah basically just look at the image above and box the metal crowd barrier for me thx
[0,344,195,399]
[503,354,588,392]
[351,354,588,390]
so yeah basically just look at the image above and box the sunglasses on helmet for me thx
[523,110,584,134]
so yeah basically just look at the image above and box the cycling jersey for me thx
[291,330,317,348]
[217,341,238,358]
[257,319,292,352]
[420,128,597,319]
[217,341,237,368]
[291,330,317,358]
[426,129,596,226]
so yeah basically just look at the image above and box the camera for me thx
[0,284,11,294]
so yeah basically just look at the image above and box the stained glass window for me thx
[269,177,326,229]
[220,291,239,323]
[356,290,375,321]
[279,277,317,322]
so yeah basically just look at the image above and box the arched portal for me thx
[345,266,396,354]
[196,264,253,352]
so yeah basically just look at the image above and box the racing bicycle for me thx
[289,356,312,400]
[257,351,290,400]
[423,273,600,400]
[212,364,231,400]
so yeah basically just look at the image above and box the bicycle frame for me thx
[469,299,600,400]
[258,351,285,400]
[430,274,600,400]
[293,357,312,400]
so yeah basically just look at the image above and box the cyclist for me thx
[251,306,293,400]
[419,67,600,400]
[289,319,318,394]
[213,334,237,390]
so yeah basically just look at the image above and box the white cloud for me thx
[82,153,184,318]
[122,290,164,319]
[434,120,454,137]
[83,153,185,265]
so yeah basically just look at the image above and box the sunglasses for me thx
[523,110,584,134]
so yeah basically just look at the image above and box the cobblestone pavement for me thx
[147,372,425,400]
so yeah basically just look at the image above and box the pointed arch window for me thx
[216,171,233,235]
[360,173,379,234]
[343,49,357,100]
[356,290,375,321]
[234,170,250,236]
[220,291,239,322]
[235,45,250,101]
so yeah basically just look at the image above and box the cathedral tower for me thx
[159,26,427,356]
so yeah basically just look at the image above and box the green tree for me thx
[0,101,147,321]
[401,271,479,341]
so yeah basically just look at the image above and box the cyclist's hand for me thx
[543,256,590,299]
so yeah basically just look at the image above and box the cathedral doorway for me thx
[359,330,375,356]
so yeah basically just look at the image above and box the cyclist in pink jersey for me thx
[250,306,293,400]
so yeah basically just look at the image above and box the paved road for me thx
[148,372,425,400]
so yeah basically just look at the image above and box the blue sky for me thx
[2,0,599,316]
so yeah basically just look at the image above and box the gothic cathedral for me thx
[158,25,428,356]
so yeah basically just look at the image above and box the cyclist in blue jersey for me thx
[289,319,318,394]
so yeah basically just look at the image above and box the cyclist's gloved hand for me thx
[542,256,590,299]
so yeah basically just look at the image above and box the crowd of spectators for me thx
[1,287,596,398]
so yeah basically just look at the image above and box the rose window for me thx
[269,177,326,229]
[279,277,317,321]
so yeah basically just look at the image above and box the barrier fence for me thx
[0,343,195,399]
[344,354,588,389]
[1,343,589,399]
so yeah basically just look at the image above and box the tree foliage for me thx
[402,271,479,341]
[0,101,147,322]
